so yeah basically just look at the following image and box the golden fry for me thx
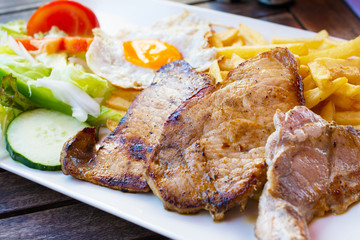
[111,88,141,101]
[105,95,133,111]
[209,60,223,83]
[217,43,308,59]
[335,83,360,98]
[317,58,360,84]
[238,24,268,45]
[210,28,241,48]
[218,58,234,71]
[209,34,223,48]
[271,37,323,49]
[314,30,329,39]
[350,92,360,103]
[308,60,332,89]
[329,93,360,111]
[302,75,317,91]
[320,100,335,122]
[298,65,310,79]
[231,53,245,66]
[220,71,229,80]
[106,119,119,132]
[334,111,360,125]
[304,77,348,108]
[270,30,329,49]
[219,28,240,46]
[271,36,323,49]
[231,38,244,47]
[219,53,245,71]
[300,36,360,64]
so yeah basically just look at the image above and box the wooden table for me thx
[1,0,359,239]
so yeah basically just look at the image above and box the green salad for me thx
[0,20,122,167]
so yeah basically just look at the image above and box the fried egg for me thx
[86,11,217,89]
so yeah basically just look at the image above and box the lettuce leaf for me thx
[0,20,28,39]
[0,28,115,124]
[0,105,21,157]
[0,75,36,111]
[0,104,21,135]
[0,54,51,79]
[0,52,112,122]
[36,53,113,99]
[87,106,123,126]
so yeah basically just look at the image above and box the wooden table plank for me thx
[169,0,212,4]
[0,203,167,240]
[0,171,71,215]
[290,0,360,39]
[195,0,288,18]
[0,0,48,15]
[0,10,36,23]
[259,12,302,29]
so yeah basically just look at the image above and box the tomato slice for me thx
[16,37,93,53]
[27,0,100,37]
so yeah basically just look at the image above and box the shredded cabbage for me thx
[29,78,100,122]
[0,30,36,63]
[35,53,112,98]
[0,20,28,38]
[34,26,68,38]
[0,25,115,125]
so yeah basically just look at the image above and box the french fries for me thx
[334,111,360,125]
[210,28,240,48]
[300,36,360,64]
[238,24,268,45]
[106,119,119,132]
[103,88,141,130]
[102,22,360,129]
[308,60,332,89]
[208,24,360,128]
[298,65,310,79]
[320,101,335,122]
[218,53,244,71]
[217,43,308,59]
[302,75,316,91]
[209,60,223,83]
[304,77,348,109]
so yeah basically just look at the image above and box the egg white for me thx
[86,11,217,89]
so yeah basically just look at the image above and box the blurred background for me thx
[0,0,359,39]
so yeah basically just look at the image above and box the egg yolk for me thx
[123,39,182,69]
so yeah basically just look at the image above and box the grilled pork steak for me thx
[146,48,304,220]
[255,106,360,240]
[61,60,213,192]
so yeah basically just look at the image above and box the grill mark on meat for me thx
[96,173,148,191]
[256,106,360,240]
[146,48,304,220]
[60,60,213,192]
[127,137,147,161]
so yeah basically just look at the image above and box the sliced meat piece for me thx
[255,106,360,240]
[61,60,213,192]
[146,48,304,220]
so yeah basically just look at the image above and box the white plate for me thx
[1,0,360,239]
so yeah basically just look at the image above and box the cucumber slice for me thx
[6,108,88,171]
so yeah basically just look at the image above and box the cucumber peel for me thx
[6,108,88,171]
